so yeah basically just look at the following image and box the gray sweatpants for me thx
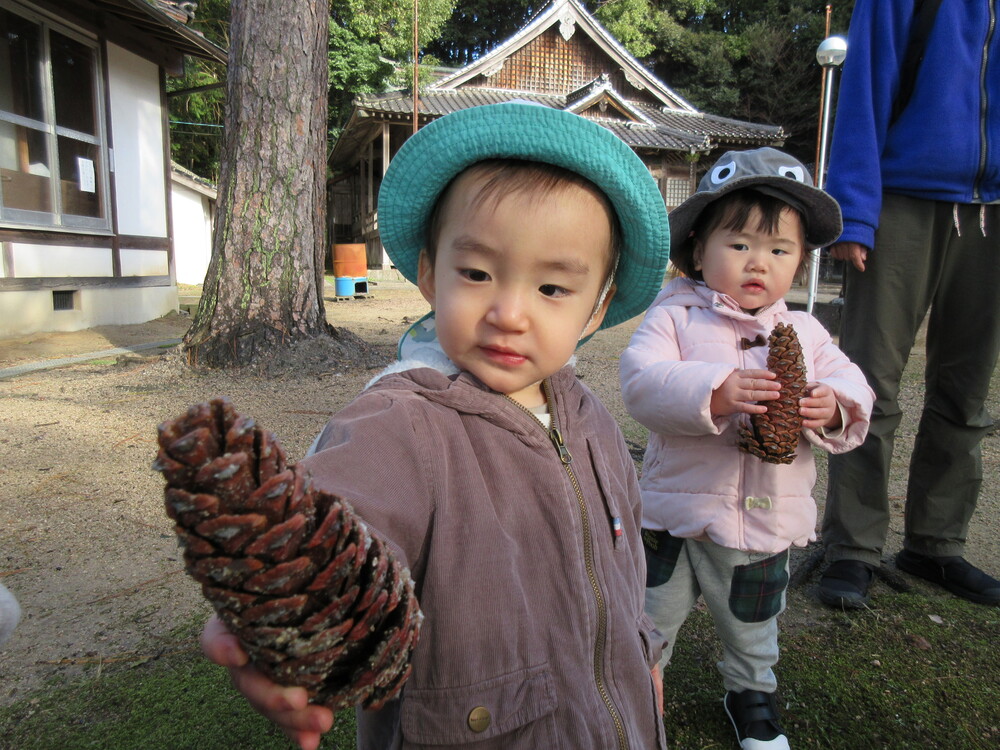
[823,193,1000,565]
[644,536,787,694]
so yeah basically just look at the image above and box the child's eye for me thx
[771,248,790,256]
[731,243,749,252]
[460,268,490,282]
[539,284,570,298]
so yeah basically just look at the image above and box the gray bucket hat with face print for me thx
[668,147,843,265]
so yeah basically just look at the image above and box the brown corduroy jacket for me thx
[301,364,666,750]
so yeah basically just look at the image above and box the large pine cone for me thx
[738,323,807,465]
[153,398,422,711]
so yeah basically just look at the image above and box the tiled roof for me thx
[350,88,781,152]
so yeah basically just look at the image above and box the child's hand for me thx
[201,615,335,750]
[711,369,780,417]
[799,383,841,430]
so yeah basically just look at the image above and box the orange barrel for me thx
[333,243,367,278]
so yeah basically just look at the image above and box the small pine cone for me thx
[153,398,422,711]
[738,322,807,465]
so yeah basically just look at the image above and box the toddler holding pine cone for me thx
[620,147,875,750]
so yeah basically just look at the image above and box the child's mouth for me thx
[482,346,527,366]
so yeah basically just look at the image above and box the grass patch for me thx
[2,596,997,748]
[662,594,1000,749]
[0,647,357,750]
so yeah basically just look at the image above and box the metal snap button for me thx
[468,706,491,733]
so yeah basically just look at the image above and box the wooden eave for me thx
[565,78,655,125]
[432,0,695,113]
[40,0,227,70]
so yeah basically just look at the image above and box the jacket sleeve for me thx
[800,317,875,454]
[620,305,735,436]
[299,391,436,581]
[825,0,915,249]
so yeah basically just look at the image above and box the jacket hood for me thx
[650,276,789,326]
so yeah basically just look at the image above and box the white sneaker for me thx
[723,690,790,750]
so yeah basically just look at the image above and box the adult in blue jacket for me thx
[818,0,1000,608]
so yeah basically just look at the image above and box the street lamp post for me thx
[808,35,847,313]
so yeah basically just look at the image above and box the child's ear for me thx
[582,284,616,338]
[692,240,704,272]
[417,250,436,308]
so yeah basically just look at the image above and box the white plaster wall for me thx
[106,44,168,238]
[0,286,177,336]
[11,244,113,277]
[171,182,213,284]
[119,248,170,276]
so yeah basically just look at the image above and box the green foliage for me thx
[424,1,538,66]
[328,0,456,136]
[646,0,857,161]
[167,0,229,180]
[591,0,658,58]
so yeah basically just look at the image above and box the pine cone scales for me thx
[738,323,807,465]
[153,398,422,710]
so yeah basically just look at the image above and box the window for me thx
[0,2,109,230]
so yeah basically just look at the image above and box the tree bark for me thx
[184,0,331,368]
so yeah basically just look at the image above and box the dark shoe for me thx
[723,690,789,750]
[817,559,874,609]
[895,550,1000,605]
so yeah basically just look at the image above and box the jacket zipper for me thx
[975,2,996,200]
[505,381,629,750]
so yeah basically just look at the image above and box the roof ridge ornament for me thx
[482,60,505,78]
[623,70,646,92]
[559,12,577,41]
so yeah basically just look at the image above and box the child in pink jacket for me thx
[620,148,874,750]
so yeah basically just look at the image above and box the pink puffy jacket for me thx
[620,278,874,553]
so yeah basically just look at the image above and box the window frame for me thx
[0,0,112,233]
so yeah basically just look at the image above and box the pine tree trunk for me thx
[184,0,331,368]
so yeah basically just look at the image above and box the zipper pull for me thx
[550,427,573,464]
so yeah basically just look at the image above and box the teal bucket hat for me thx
[377,102,670,331]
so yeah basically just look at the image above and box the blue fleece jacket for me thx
[825,0,1000,250]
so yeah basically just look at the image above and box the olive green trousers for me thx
[823,193,1000,565]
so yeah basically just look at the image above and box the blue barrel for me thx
[335,277,353,296]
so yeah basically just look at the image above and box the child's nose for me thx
[485,292,529,331]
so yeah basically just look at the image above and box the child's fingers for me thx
[201,614,247,668]
[742,372,781,404]
[228,663,335,740]
[736,400,770,414]
[202,615,335,748]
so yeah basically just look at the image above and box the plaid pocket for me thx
[728,550,789,623]
[642,528,684,588]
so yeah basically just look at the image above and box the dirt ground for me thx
[1,280,999,708]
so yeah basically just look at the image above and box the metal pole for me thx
[808,35,847,313]
[807,65,837,312]
[412,0,419,134]
[813,5,833,172]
